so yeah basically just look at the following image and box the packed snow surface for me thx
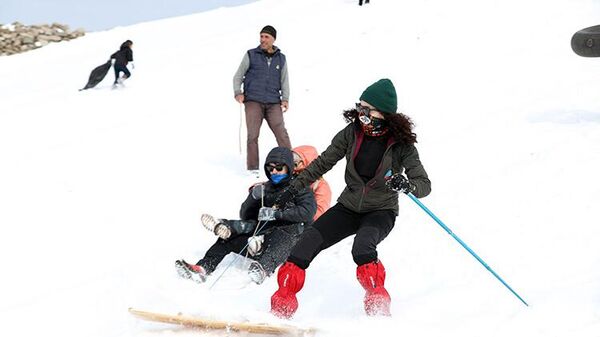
[1,0,600,336]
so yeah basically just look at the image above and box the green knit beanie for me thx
[359,78,397,114]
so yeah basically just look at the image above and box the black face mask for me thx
[358,111,389,136]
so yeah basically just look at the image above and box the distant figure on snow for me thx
[175,146,316,285]
[359,0,370,5]
[110,40,134,87]
[233,25,292,178]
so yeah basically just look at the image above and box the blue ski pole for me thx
[406,192,528,306]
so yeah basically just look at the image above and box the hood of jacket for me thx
[264,147,294,184]
[292,145,318,173]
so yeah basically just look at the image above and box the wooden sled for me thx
[128,308,316,336]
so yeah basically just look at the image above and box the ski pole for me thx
[238,104,242,154]
[406,192,529,306]
[209,219,270,289]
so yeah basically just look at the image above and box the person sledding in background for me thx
[175,147,316,285]
[110,40,134,87]
[269,79,432,318]
[292,145,332,220]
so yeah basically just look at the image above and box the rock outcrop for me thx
[1,22,85,56]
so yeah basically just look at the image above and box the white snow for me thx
[1,0,600,336]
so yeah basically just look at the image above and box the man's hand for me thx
[281,101,289,112]
[235,94,245,104]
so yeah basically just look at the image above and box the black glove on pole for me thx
[385,173,415,194]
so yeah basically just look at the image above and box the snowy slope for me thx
[1,0,600,336]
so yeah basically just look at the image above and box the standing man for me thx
[233,25,292,177]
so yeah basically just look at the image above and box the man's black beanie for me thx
[260,25,277,39]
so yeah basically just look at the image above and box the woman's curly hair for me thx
[343,108,417,145]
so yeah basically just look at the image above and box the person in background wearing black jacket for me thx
[175,147,316,285]
[110,40,133,86]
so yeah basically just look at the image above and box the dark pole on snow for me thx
[406,192,529,306]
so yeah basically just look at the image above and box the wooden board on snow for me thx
[128,307,315,335]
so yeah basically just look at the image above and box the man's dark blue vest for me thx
[243,46,286,104]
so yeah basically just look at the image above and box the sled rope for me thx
[209,218,271,289]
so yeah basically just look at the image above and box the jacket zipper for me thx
[358,186,366,212]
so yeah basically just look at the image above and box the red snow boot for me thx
[270,262,305,319]
[356,260,391,316]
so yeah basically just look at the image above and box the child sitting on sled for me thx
[176,146,317,284]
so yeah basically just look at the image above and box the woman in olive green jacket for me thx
[270,79,431,319]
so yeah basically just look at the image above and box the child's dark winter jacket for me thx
[111,42,133,67]
[239,146,316,233]
[196,147,316,276]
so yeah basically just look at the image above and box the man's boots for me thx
[270,262,305,319]
[356,260,391,316]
